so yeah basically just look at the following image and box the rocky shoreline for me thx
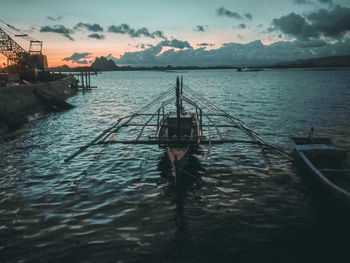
[0,76,78,134]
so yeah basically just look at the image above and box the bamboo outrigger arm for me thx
[95,139,260,145]
[182,85,292,160]
[64,85,175,162]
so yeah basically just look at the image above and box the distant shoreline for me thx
[46,54,350,73]
[49,66,350,74]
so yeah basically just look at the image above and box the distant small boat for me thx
[292,136,350,208]
[236,67,263,72]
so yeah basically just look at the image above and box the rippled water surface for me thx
[1,69,350,262]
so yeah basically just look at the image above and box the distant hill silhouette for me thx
[274,55,350,68]
[91,57,118,71]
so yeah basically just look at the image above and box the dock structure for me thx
[76,69,98,91]
[48,68,98,91]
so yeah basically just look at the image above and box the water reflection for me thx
[0,69,349,262]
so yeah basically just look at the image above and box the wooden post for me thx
[157,108,160,133]
[176,77,180,140]
[88,71,91,87]
[200,108,202,132]
[80,71,83,88]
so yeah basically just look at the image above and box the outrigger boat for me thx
[292,136,350,208]
[157,77,201,182]
[65,76,291,185]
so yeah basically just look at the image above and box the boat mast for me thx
[176,76,181,139]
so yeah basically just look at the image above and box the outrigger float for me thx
[65,77,291,184]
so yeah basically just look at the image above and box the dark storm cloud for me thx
[46,15,62,21]
[239,23,246,29]
[306,5,350,38]
[88,33,105,40]
[195,25,205,32]
[74,22,103,32]
[159,39,192,49]
[272,5,350,40]
[244,13,253,20]
[271,13,319,40]
[216,7,242,19]
[108,24,166,39]
[40,25,73,40]
[62,52,93,64]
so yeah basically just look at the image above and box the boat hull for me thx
[292,137,350,208]
[158,112,200,183]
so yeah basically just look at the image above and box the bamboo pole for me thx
[64,119,122,162]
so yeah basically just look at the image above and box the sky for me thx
[0,0,350,67]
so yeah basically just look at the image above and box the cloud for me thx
[159,39,192,49]
[239,23,246,29]
[197,43,214,47]
[116,45,163,65]
[244,13,253,20]
[292,39,328,47]
[236,34,244,40]
[74,22,103,32]
[46,16,62,21]
[62,52,93,64]
[135,43,153,49]
[293,0,311,4]
[318,0,333,4]
[216,7,242,19]
[88,33,105,40]
[306,5,350,38]
[113,39,350,67]
[40,25,73,40]
[272,5,350,40]
[108,24,166,39]
[153,30,166,39]
[271,13,319,40]
[195,25,205,32]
